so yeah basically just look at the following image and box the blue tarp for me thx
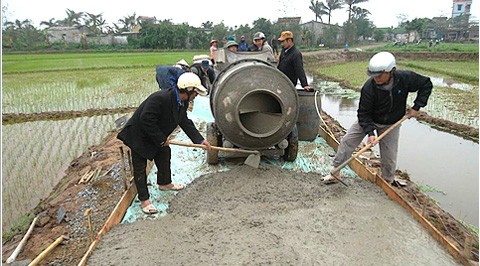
[122,95,357,223]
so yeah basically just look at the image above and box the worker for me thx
[226,40,239,52]
[117,72,211,214]
[248,32,276,63]
[238,35,248,51]
[155,59,191,90]
[322,52,433,186]
[210,40,218,64]
[190,59,216,94]
[276,31,312,91]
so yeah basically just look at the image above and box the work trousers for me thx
[131,146,172,201]
[332,120,400,182]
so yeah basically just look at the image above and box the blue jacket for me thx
[238,40,248,51]
[155,66,185,90]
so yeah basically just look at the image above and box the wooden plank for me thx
[78,155,153,266]
[319,126,473,266]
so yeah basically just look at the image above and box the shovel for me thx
[169,140,261,168]
[326,116,409,186]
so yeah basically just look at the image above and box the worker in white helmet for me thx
[322,51,433,186]
[118,72,210,214]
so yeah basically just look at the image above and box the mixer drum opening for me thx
[238,92,283,137]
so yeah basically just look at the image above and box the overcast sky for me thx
[2,0,478,29]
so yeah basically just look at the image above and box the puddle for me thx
[430,77,476,91]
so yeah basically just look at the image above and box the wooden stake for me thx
[6,215,38,263]
[119,147,128,190]
[29,235,67,266]
[126,149,133,177]
[463,234,473,259]
[84,209,94,242]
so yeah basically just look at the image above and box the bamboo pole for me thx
[28,235,67,266]
[6,216,38,263]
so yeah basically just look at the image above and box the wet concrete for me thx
[88,95,461,265]
[88,166,459,265]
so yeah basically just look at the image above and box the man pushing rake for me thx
[322,51,433,186]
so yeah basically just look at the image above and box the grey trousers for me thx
[332,120,400,182]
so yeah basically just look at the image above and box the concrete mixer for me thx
[206,57,299,164]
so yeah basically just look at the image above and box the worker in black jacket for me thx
[117,72,211,214]
[277,31,312,91]
[190,59,216,94]
[322,52,432,186]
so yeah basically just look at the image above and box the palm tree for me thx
[343,0,368,23]
[5,19,31,30]
[85,13,106,35]
[40,18,58,28]
[62,9,84,26]
[118,13,137,32]
[309,0,328,23]
[201,21,214,29]
[351,6,370,20]
[321,0,343,24]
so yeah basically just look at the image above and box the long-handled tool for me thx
[326,116,409,186]
[169,140,261,168]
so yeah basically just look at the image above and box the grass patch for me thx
[2,68,158,113]
[368,42,479,53]
[418,184,447,195]
[400,61,478,84]
[2,213,34,243]
[2,51,204,73]
[311,61,368,88]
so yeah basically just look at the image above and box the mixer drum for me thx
[210,59,299,150]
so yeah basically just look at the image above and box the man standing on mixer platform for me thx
[277,31,312,92]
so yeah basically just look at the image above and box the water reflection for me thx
[307,74,479,227]
[430,77,476,91]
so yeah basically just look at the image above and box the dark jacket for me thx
[358,70,433,136]
[117,89,204,160]
[238,40,248,51]
[190,63,216,93]
[277,45,308,87]
[155,66,185,90]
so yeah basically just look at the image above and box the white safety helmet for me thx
[367,52,396,77]
[177,72,208,96]
[253,32,266,40]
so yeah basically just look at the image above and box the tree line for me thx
[3,0,470,51]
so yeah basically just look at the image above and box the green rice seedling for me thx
[2,52,202,73]
[1,114,128,231]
